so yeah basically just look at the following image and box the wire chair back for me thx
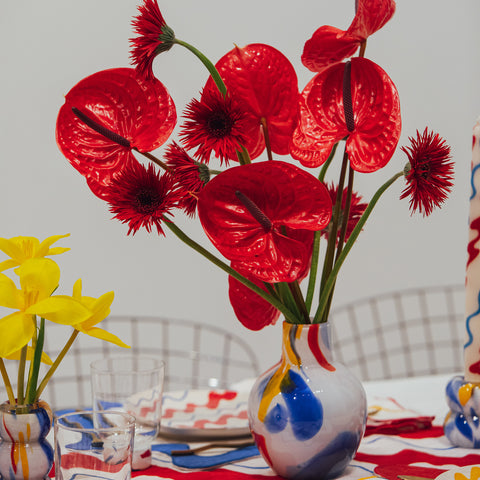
[1,316,260,410]
[329,284,465,381]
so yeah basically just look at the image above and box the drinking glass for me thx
[90,355,165,470]
[54,410,135,480]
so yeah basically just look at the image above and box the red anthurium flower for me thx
[228,227,314,330]
[203,44,299,161]
[228,264,281,331]
[164,142,209,217]
[290,57,401,173]
[197,161,332,283]
[56,67,176,199]
[400,128,454,216]
[302,0,396,72]
[104,161,182,236]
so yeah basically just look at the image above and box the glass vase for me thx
[0,400,54,480]
[248,321,367,480]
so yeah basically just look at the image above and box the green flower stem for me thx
[174,39,227,97]
[319,149,348,294]
[305,231,321,314]
[136,149,171,172]
[288,281,310,323]
[313,170,404,323]
[25,318,45,404]
[260,117,273,161]
[236,145,252,165]
[320,166,355,323]
[305,144,339,314]
[319,143,338,182]
[0,359,15,405]
[35,330,79,401]
[17,346,27,405]
[163,219,300,323]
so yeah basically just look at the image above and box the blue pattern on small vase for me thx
[264,403,288,433]
[455,413,473,441]
[287,431,361,480]
[280,370,323,441]
[446,376,463,410]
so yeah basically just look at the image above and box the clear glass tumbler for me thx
[90,355,165,470]
[54,410,135,480]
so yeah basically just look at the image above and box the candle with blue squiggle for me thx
[465,118,480,383]
[444,118,480,448]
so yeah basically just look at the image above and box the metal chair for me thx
[329,285,465,381]
[1,316,260,410]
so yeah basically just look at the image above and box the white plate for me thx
[160,389,251,440]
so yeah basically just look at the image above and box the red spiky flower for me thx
[400,128,454,216]
[322,183,368,244]
[180,89,249,164]
[164,142,209,216]
[130,0,176,80]
[104,161,182,235]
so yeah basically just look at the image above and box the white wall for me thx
[0,1,478,372]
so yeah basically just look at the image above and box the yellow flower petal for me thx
[0,236,36,262]
[0,234,70,270]
[5,347,53,365]
[0,273,22,309]
[74,290,114,329]
[26,295,92,325]
[0,312,36,357]
[16,258,60,303]
[76,326,130,348]
[37,234,70,257]
[72,278,82,300]
[0,259,20,273]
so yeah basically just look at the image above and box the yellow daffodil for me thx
[70,279,129,348]
[0,258,90,357]
[0,234,70,272]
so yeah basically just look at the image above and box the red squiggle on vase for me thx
[308,324,335,371]
[467,217,480,267]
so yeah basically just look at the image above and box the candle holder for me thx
[444,375,480,448]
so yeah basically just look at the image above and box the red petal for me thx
[347,0,396,40]
[301,25,360,73]
[197,161,331,283]
[205,44,299,159]
[228,264,280,331]
[291,58,401,172]
[56,67,176,197]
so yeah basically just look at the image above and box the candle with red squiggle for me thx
[464,118,480,383]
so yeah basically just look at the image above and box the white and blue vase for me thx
[0,400,54,480]
[248,321,367,480]
[444,375,480,447]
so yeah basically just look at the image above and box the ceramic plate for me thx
[159,389,251,440]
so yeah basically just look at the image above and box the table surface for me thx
[50,373,480,480]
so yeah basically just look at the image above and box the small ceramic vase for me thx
[248,321,367,480]
[0,400,54,480]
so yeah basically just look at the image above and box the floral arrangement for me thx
[0,234,128,407]
[55,0,454,331]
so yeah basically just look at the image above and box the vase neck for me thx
[281,321,335,371]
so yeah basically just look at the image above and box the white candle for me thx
[464,118,480,383]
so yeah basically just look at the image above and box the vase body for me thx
[248,321,367,480]
[0,400,54,480]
